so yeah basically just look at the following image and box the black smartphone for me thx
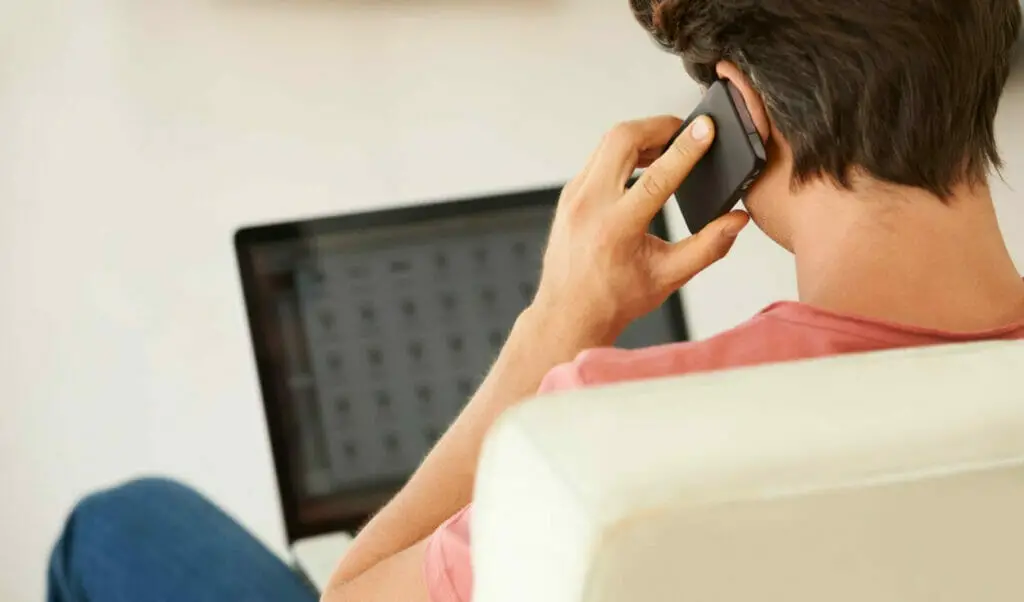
[664,79,767,234]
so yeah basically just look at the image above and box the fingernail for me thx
[690,116,712,141]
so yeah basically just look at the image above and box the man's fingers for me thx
[581,115,685,194]
[562,143,604,199]
[654,210,750,289]
[635,147,665,169]
[621,115,715,229]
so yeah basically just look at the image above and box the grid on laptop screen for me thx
[237,191,688,539]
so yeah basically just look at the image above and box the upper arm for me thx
[320,539,431,602]
[537,357,587,394]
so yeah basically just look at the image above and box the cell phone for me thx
[663,79,767,234]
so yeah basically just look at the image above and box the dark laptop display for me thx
[235,185,689,542]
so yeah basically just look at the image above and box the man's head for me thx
[632,0,1022,249]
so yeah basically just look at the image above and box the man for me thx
[49,1,1022,601]
[322,1,1024,601]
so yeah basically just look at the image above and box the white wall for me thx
[0,1,1020,600]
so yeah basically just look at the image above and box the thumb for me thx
[654,210,750,289]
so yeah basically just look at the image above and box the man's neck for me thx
[791,178,1024,332]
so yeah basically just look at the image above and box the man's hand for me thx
[322,114,749,602]
[532,114,750,344]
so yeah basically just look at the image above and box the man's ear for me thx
[716,61,771,141]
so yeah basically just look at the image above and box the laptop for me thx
[234,184,690,591]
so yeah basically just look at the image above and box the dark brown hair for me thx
[631,0,1022,197]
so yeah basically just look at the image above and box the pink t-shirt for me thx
[423,301,1024,602]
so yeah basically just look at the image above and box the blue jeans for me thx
[48,478,318,602]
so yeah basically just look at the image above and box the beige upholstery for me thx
[472,341,1024,602]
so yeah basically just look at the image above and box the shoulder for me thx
[539,305,800,394]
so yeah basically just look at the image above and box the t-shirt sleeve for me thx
[423,504,473,602]
[536,357,588,393]
[538,346,664,392]
[420,361,589,601]
[421,353,619,601]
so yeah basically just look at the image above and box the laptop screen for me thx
[235,185,689,542]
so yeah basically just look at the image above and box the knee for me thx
[70,477,201,524]
[50,477,210,593]
[87,476,200,507]
[57,477,213,559]
[91,476,198,505]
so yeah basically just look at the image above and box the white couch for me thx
[472,341,1024,602]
